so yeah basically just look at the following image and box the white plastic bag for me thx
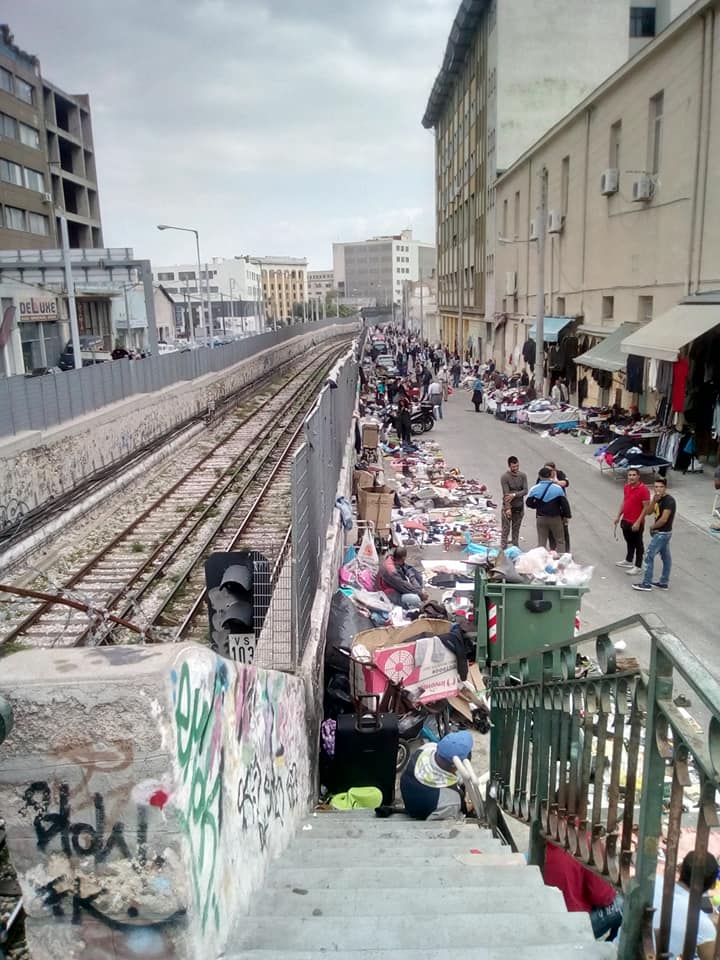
[357,529,379,569]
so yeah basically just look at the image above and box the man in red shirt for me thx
[544,843,623,941]
[613,468,651,575]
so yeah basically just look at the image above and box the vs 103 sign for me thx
[204,551,270,663]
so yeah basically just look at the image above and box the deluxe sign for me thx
[17,297,58,321]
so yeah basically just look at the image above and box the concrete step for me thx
[232,912,600,952]
[282,839,507,863]
[298,822,491,842]
[265,863,543,890]
[227,947,617,960]
[249,883,567,918]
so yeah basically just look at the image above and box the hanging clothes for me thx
[626,355,644,394]
[671,356,690,413]
[522,339,536,367]
[578,376,588,406]
[647,358,658,392]
[656,360,673,396]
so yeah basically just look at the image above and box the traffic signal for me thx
[204,551,269,662]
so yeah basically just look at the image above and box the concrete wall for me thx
[0,643,310,960]
[0,321,356,531]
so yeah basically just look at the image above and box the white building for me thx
[332,230,436,309]
[405,276,440,343]
[308,270,335,302]
[152,256,263,340]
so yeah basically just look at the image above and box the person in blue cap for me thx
[400,731,473,820]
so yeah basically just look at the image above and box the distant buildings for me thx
[258,256,308,325]
[0,25,103,251]
[308,270,335,302]
[422,0,694,356]
[332,229,435,309]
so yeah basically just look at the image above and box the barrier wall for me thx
[0,643,310,960]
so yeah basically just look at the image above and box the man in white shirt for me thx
[427,378,443,420]
[653,851,718,959]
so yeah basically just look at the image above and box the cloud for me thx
[3,0,455,267]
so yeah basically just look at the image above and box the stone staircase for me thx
[227,811,617,959]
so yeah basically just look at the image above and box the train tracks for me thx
[0,338,351,650]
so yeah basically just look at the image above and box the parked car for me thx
[58,336,112,370]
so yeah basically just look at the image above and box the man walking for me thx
[613,468,651,576]
[427,376,443,420]
[500,456,528,548]
[527,467,571,554]
[632,477,676,592]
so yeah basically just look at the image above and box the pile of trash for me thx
[492,546,594,587]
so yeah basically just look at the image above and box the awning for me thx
[620,303,720,362]
[528,316,572,343]
[574,322,641,372]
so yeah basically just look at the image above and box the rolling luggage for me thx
[333,696,399,805]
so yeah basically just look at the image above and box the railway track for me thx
[0,339,351,649]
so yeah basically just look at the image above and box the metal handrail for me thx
[487,613,720,960]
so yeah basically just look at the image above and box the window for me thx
[28,211,49,235]
[556,296,566,315]
[514,191,520,237]
[179,271,196,281]
[649,91,664,174]
[630,6,656,37]
[14,77,33,105]
[5,206,26,231]
[502,198,508,236]
[602,295,614,319]
[157,272,175,281]
[0,158,23,186]
[637,295,653,323]
[0,67,12,94]
[561,156,570,217]
[23,168,45,192]
[609,120,622,170]
[19,122,40,148]
[0,112,17,139]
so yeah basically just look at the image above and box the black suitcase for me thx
[333,696,399,805]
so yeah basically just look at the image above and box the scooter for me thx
[410,401,435,435]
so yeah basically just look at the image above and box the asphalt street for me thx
[431,389,720,679]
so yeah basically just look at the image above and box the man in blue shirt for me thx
[526,467,571,554]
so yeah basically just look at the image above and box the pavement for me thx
[424,388,720,679]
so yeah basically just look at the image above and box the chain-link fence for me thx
[0,317,358,440]
[291,350,359,667]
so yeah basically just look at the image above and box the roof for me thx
[620,302,720,362]
[574,322,641,372]
[421,0,488,129]
[528,316,573,343]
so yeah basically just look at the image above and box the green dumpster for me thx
[474,568,588,679]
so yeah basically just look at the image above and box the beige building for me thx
[258,256,308,325]
[308,270,335,302]
[422,0,694,358]
[494,0,720,457]
[0,25,103,251]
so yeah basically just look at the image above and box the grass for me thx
[131,542,145,553]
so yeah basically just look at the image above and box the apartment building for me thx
[0,25,103,251]
[493,0,720,456]
[258,256,308,325]
[422,0,694,357]
[332,230,436,308]
[308,270,335,302]
[152,257,263,338]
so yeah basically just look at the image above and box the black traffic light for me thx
[204,551,269,661]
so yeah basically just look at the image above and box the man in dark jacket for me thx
[527,468,571,553]
[378,547,426,608]
[401,731,473,820]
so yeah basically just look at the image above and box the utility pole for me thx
[205,262,214,347]
[59,214,82,369]
[535,165,548,395]
[457,192,463,355]
[420,274,424,341]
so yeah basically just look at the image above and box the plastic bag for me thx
[324,591,370,673]
[357,529,379,569]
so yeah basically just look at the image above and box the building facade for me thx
[152,256,262,340]
[493,0,720,455]
[405,276,440,343]
[422,0,694,357]
[332,230,436,309]
[307,270,335,302]
[0,25,103,251]
[258,256,308,325]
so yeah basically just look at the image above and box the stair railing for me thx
[487,612,720,960]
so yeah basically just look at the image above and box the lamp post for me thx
[157,224,206,346]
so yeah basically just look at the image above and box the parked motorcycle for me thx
[410,401,435,435]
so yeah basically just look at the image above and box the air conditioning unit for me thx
[41,192,52,204]
[600,168,619,196]
[529,219,538,241]
[547,210,564,234]
[505,271,517,295]
[632,175,653,202]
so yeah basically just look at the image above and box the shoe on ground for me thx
[625,565,642,575]
[632,583,652,592]
[616,560,633,567]
[652,581,669,590]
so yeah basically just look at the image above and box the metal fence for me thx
[0,317,358,440]
[291,349,359,665]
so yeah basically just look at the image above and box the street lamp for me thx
[156,224,208,346]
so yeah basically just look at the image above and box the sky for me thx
[4,0,457,269]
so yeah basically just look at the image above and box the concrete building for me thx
[0,25,103,251]
[493,0,720,457]
[307,270,335,302]
[332,230,436,309]
[405,275,440,343]
[152,256,263,340]
[258,256,308,326]
[421,0,694,356]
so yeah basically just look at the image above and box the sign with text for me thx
[17,297,58,321]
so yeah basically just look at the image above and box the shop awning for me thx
[620,303,720,362]
[528,316,572,343]
[574,322,641,372]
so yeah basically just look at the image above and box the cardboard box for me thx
[357,485,394,534]
[361,421,380,448]
[350,619,459,704]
